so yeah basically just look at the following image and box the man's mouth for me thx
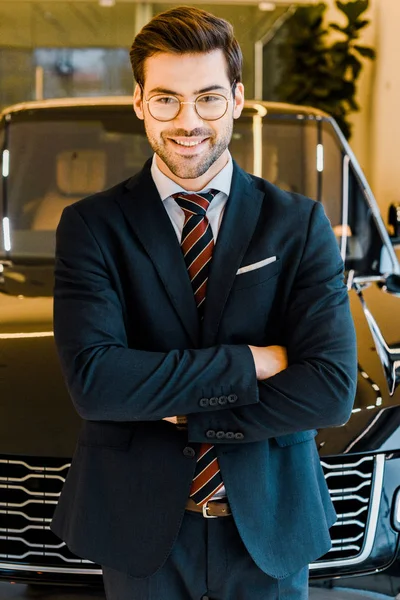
[169,138,209,147]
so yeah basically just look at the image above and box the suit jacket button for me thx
[218,395,228,405]
[216,431,225,439]
[225,432,235,440]
[206,430,216,439]
[199,398,209,407]
[183,446,196,458]
[234,432,244,440]
[228,394,238,403]
[209,396,219,406]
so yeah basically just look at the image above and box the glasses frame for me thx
[141,82,237,122]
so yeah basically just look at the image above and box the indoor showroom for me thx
[1,0,400,599]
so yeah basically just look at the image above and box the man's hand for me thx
[163,415,188,430]
[162,346,287,424]
[248,345,288,381]
[163,416,178,424]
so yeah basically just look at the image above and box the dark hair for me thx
[129,6,242,88]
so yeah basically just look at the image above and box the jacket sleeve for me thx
[53,204,259,421]
[187,201,357,443]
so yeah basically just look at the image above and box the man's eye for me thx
[198,95,223,104]
[155,96,177,105]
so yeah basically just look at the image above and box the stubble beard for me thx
[144,119,234,180]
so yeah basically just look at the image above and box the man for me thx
[50,6,357,599]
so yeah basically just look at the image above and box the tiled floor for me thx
[0,583,395,599]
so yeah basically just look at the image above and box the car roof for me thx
[0,96,331,121]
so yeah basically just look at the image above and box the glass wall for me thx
[0,1,287,108]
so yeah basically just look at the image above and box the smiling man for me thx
[50,6,357,600]
[134,51,241,189]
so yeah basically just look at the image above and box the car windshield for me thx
[0,106,388,275]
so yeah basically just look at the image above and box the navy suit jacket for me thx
[50,159,357,579]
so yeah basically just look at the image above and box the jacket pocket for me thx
[274,429,318,447]
[78,421,134,450]
[233,258,281,291]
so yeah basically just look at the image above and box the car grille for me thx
[310,453,384,570]
[0,455,100,574]
[0,453,384,574]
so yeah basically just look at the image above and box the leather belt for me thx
[185,497,232,518]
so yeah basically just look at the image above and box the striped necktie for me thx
[173,190,224,505]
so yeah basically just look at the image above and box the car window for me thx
[0,108,391,274]
[4,115,152,258]
[320,120,343,229]
[231,115,319,199]
[345,165,385,275]
[5,112,322,259]
[320,120,389,276]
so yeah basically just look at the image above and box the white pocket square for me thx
[236,256,277,275]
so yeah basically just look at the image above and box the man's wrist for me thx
[248,345,261,379]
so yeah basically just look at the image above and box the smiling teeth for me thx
[175,140,203,146]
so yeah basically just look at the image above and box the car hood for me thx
[1,264,400,458]
[0,264,80,457]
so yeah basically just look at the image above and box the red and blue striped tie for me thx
[173,190,224,505]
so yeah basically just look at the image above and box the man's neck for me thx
[155,151,230,192]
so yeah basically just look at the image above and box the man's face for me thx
[133,49,244,186]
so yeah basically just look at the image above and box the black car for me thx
[1,97,400,596]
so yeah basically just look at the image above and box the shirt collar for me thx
[151,152,233,201]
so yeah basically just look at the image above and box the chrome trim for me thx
[252,114,263,177]
[325,469,372,479]
[334,506,368,518]
[0,552,97,574]
[0,97,330,121]
[0,525,51,533]
[331,518,366,528]
[0,500,61,514]
[332,532,364,544]
[352,275,387,285]
[329,492,369,502]
[0,536,65,549]
[340,155,350,262]
[310,453,385,570]
[0,509,53,521]
[329,544,361,553]
[320,456,373,469]
[0,459,70,471]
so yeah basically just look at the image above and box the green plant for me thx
[275,0,376,139]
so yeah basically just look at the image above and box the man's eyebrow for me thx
[147,85,229,96]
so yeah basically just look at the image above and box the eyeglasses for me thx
[143,84,236,122]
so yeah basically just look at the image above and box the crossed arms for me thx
[54,201,357,444]
[164,345,288,424]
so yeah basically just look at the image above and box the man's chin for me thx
[163,158,212,180]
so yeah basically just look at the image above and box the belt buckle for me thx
[202,501,218,519]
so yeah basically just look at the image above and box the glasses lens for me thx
[196,95,228,120]
[148,95,180,120]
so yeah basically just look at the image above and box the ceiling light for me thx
[258,2,276,10]
[99,0,116,7]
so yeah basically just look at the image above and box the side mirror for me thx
[385,274,400,294]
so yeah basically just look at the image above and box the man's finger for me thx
[162,416,178,424]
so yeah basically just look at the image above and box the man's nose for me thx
[173,101,204,129]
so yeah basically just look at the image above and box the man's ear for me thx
[233,82,245,120]
[133,84,144,121]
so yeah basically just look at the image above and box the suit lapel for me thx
[116,161,200,346]
[202,162,265,347]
